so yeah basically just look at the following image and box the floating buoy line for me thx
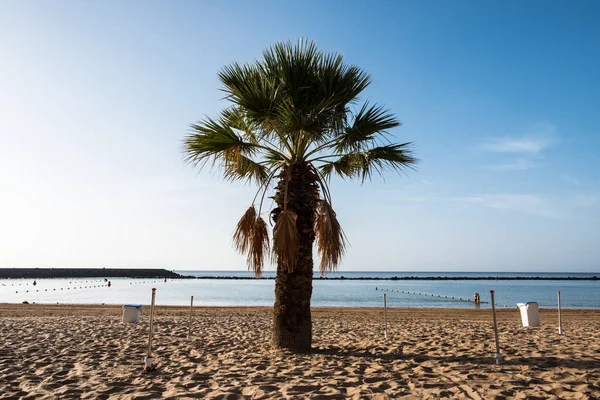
[10,278,169,295]
[374,287,511,307]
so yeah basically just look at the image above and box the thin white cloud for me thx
[396,188,600,219]
[395,192,560,217]
[560,174,581,186]
[421,179,435,186]
[568,193,600,207]
[449,194,559,217]
[395,195,437,203]
[481,138,552,154]
[487,159,541,171]
[480,123,556,155]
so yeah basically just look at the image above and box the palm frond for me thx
[262,38,320,102]
[272,210,299,272]
[317,52,371,110]
[220,107,259,139]
[248,216,270,277]
[184,116,257,166]
[218,62,298,157]
[263,150,288,165]
[314,200,346,275]
[184,111,287,185]
[221,104,285,151]
[223,154,270,184]
[219,62,281,129]
[335,103,400,152]
[233,206,257,254]
[233,206,270,277]
[261,39,374,149]
[319,143,417,183]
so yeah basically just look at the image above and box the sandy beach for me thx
[1,305,599,399]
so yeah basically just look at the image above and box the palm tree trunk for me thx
[271,162,319,352]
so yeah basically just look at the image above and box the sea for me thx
[1,271,599,309]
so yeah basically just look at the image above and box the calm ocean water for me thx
[1,271,598,309]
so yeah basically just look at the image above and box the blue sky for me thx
[1,0,599,272]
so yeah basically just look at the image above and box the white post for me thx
[145,288,157,371]
[490,290,502,364]
[557,291,563,335]
[188,295,194,339]
[383,293,388,341]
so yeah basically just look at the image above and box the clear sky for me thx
[1,0,599,272]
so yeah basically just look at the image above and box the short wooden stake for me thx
[145,288,157,371]
[188,295,194,339]
[490,290,502,364]
[557,291,563,335]
[383,293,388,340]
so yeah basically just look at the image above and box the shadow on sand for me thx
[312,346,600,370]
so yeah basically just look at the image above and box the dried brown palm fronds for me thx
[233,206,257,254]
[248,216,269,277]
[233,206,270,276]
[272,210,299,272]
[314,199,346,275]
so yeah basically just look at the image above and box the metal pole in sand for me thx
[187,295,194,339]
[557,291,563,335]
[490,290,502,364]
[383,293,388,341]
[145,288,157,371]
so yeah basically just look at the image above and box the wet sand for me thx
[1,304,599,399]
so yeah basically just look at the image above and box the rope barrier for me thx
[375,287,491,304]
[6,278,171,296]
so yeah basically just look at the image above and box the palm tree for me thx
[183,39,417,352]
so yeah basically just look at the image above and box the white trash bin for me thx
[122,304,143,323]
[516,302,540,327]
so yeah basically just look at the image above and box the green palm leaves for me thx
[184,39,417,275]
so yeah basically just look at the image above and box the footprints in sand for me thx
[1,310,599,399]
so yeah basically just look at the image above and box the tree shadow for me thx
[312,346,600,370]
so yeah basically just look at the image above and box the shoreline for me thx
[2,303,599,320]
